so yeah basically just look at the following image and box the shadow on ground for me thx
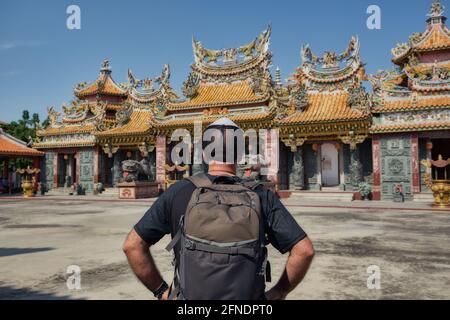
[0,247,54,257]
[0,285,79,300]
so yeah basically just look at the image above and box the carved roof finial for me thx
[427,0,446,24]
[100,58,111,74]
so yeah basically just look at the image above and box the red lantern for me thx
[426,141,433,151]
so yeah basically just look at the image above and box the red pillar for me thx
[93,147,99,184]
[264,129,279,186]
[156,135,166,191]
[411,133,420,194]
[372,135,381,200]
[33,157,40,191]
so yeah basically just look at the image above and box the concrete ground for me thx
[0,196,449,300]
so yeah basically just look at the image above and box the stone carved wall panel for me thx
[380,136,412,200]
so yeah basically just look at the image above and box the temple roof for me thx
[392,1,450,65]
[0,129,44,157]
[277,37,371,130]
[74,59,127,98]
[170,26,273,113]
[125,64,178,105]
[299,36,363,87]
[277,92,369,125]
[168,80,270,111]
[191,25,271,78]
[95,109,153,138]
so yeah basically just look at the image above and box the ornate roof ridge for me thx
[191,25,272,78]
[74,59,127,98]
[125,64,179,104]
[298,36,364,88]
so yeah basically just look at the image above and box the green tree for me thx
[3,110,45,142]
[31,113,40,130]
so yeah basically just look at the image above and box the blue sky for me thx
[0,0,441,122]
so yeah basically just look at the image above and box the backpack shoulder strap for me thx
[186,173,212,188]
[242,180,263,191]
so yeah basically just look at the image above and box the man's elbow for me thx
[304,242,315,260]
[122,229,145,255]
[293,236,315,260]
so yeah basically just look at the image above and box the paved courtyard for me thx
[0,197,449,300]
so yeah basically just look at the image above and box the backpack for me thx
[165,173,270,300]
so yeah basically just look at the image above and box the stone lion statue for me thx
[121,159,150,182]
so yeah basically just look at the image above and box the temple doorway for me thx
[320,143,339,187]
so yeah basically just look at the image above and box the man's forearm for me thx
[273,237,314,297]
[123,230,164,292]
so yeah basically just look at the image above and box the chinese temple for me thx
[34,1,450,201]
[369,0,450,200]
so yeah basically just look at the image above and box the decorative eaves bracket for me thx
[281,134,306,152]
[138,142,155,157]
[340,132,367,150]
[102,143,119,158]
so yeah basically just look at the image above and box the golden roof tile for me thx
[95,109,152,137]
[168,81,269,111]
[38,124,96,136]
[277,92,369,125]
[75,74,127,98]
[415,24,450,51]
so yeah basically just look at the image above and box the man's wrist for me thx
[273,284,289,298]
[152,280,169,300]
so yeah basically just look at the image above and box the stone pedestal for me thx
[118,181,159,199]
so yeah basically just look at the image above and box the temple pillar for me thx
[156,135,166,190]
[65,155,72,188]
[411,133,420,194]
[349,145,362,191]
[372,136,381,200]
[75,152,80,185]
[53,152,58,188]
[112,151,122,187]
[289,146,305,190]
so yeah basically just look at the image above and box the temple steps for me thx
[287,190,354,202]
[412,192,434,202]
[97,188,119,197]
